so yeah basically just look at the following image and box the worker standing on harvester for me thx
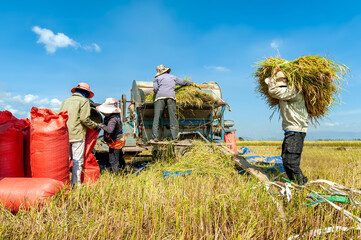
[265,68,309,185]
[151,65,200,141]
[59,82,102,186]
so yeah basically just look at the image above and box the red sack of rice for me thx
[224,131,238,154]
[0,177,65,213]
[81,128,100,184]
[0,111,29,177]
[30,107,70,184]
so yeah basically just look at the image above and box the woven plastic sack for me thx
[0,111,29,177]
[224,131,238,154]
[30,107,70,184]
[0,177,65,212]
[81,128,100,183]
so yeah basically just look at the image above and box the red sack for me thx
[0,177,65,212]
[0,111,29,177]
[30,107,70,184]
[0,110,17,121]
[224,131,238,154]
[81,128,100,183]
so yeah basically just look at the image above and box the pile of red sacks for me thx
[0,108,100,212]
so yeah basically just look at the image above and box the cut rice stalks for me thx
[145,78,217,108]
[254,55,348,124]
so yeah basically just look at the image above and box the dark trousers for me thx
[282,131,307,183]
[109,148,125,173]
[152,98,178,140]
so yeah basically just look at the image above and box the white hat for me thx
[155,65,171,78]
[275,71,288,87]
[96,98,121,114]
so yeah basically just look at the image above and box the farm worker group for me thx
[59,64,308,186]
[59,83,125,186]
[264,68,308,185]
[59,65,201,186]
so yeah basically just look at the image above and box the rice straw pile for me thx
[254,55,348,124]
[153,141,237,177]
[145,79,217,108]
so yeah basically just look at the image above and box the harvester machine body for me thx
[119,80,236,154]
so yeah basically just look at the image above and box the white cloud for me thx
[204,65,230,72]
[12,95,23,102]
[32,26,79,53]
[0,92,62,118]
[24,94,38,103]
[83,43,101,52]
[4,105,19,114]
[50,98,61,106]
[93,43,101,52]
[32,26,101,54]
[3,105,26,116]
[270,40,280,49]
[270,40,282,57]
[322,122,340,127]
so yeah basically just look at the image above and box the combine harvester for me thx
[95,80,269,181]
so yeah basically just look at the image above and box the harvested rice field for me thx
[1,141,360,239]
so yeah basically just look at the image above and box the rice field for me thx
[0,141,360,239]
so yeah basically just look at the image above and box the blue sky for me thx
[1,0,361,140]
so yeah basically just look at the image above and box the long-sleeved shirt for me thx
[266,77,309,133]
[153,73,192,100]
[102,114,123,142]
[59,93,98,142]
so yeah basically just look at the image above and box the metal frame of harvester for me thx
[115,80,236,157]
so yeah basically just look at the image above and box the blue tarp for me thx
[239,146,285,173]
[162,170,193,179]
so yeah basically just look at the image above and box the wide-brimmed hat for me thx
[96,98,121,114]
[275,71,288,87]
[71,82,94,98]
[155,65,171,78]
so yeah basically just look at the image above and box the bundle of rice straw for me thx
[145,79,217,108]
[254,55,348,124]
[153,141,237,177]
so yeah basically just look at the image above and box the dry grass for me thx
[1,142,360,239]
[238,140,361,148]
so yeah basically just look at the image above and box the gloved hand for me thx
[94,123,104,131]
[191,82,202,89]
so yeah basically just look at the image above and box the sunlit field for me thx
[1,141,360,239]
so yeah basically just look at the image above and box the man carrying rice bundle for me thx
[265,68,309,185]
[257,55,347,185]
